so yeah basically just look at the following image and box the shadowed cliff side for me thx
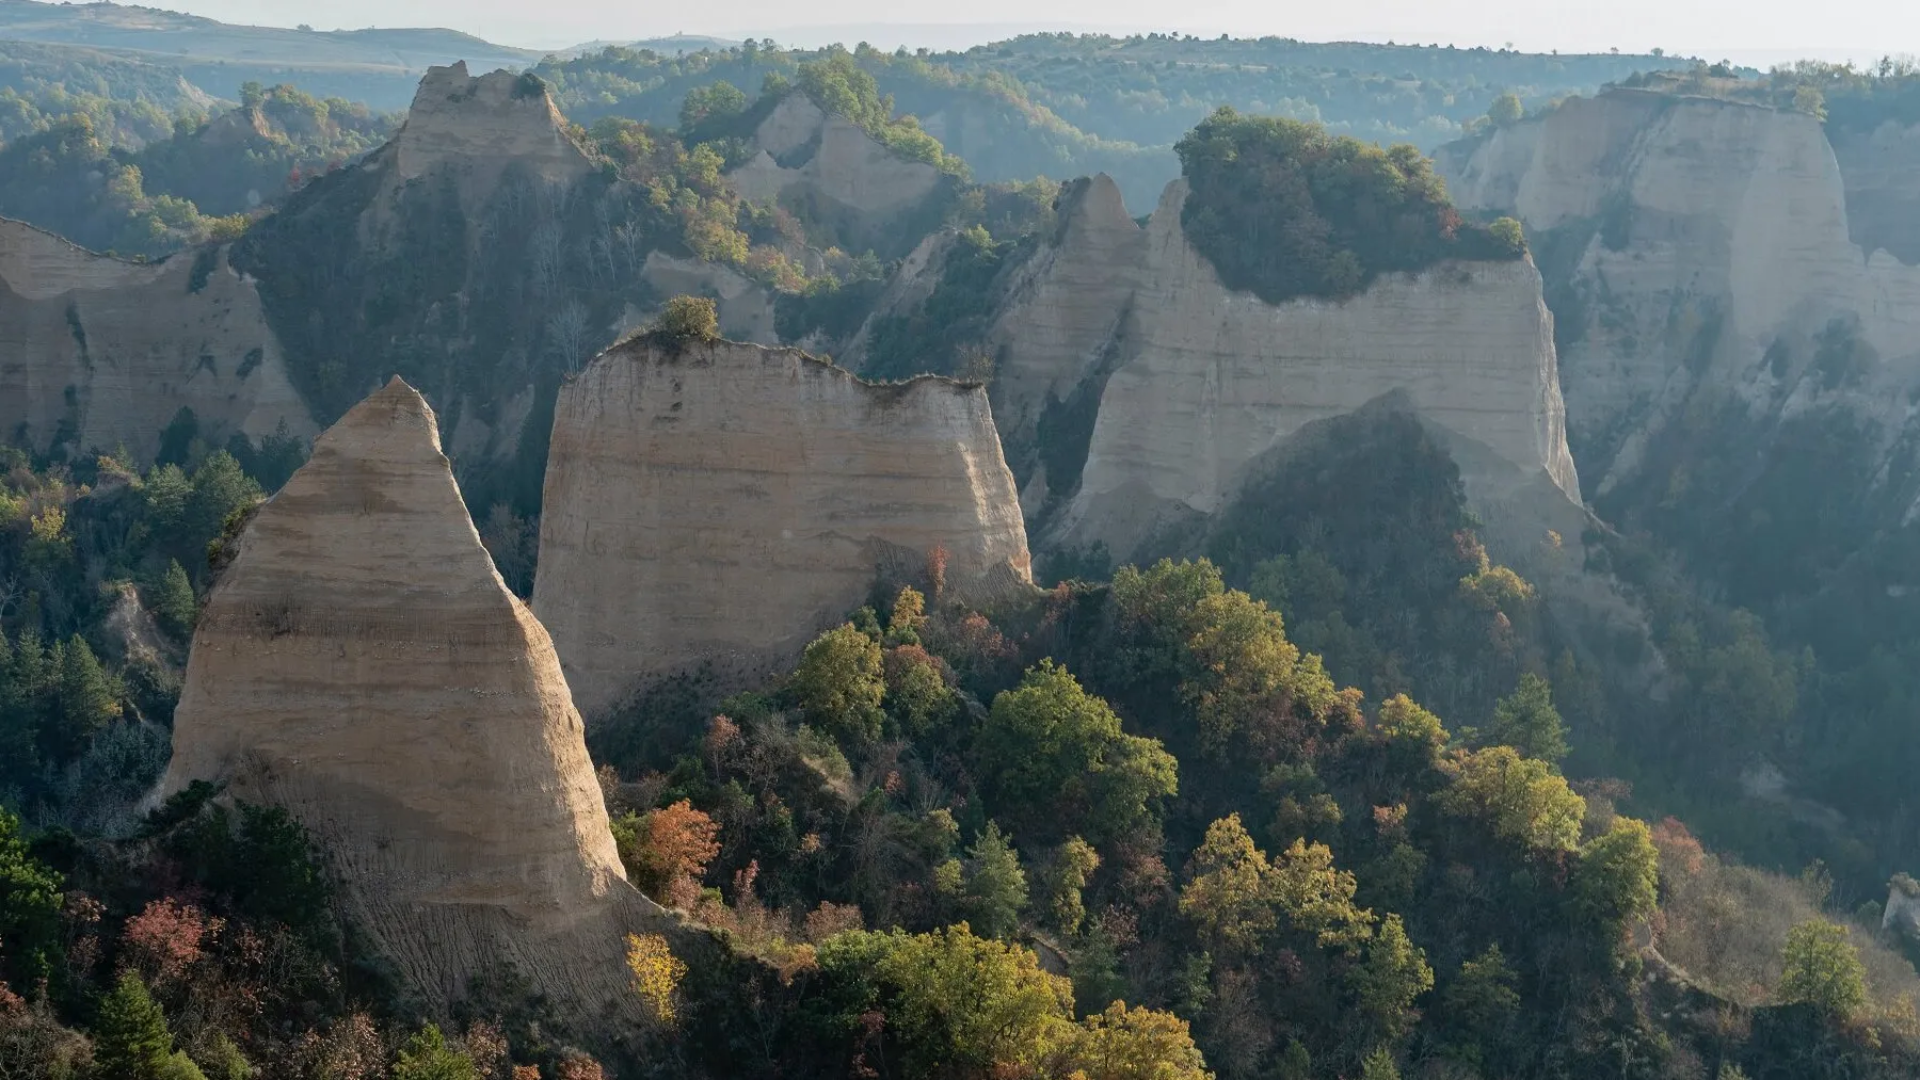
[158,376,666,1024]
[532,336,1033,718]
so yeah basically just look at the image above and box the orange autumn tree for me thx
[614,799,722,901]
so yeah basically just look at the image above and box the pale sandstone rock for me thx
[1045,178,1580,560]
[533,338,1033,716]
[1438,89,1920,497]
[979,174,1147,483]
[160,378,658,1013]
[1831,119,1920,266]
[0,220,315,458]
[640,251,779,344]
[726,93,942,236]
[394,62,590,189]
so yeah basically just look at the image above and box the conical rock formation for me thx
[160,377,657,1014]
[533,338,1034,716]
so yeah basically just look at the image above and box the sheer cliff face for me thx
[1437,89,1920,500]
[982,174,1147,491]
[160,378,652,1012]
[0,221,315,459]
[533,339,1033,716]
[982,174,1579,563]
[727,93,946,257]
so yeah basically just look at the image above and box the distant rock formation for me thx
[1435,88,1920,504]
[533,337,1033,716]
[1831,119,1920,266]
[0,219,314,460]
[390,62,590,199]
[727,92,947,258]
[965,173,1580,567]
[159,377,658,1014]
[230,63,606,501]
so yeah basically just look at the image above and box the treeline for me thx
[0,80,394,257]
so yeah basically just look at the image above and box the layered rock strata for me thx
[159,378,656,1013]
[0,220,314,459]
[533,338,1033,716]
[1436,88,1920,499]
[970,173,1580,565]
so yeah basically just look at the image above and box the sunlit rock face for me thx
[533,337,1033,716]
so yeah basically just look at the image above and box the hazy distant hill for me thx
[0,0,539,106]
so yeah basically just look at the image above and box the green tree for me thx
[46,636,119,762]
[654,295,720,347]
[791,624,885,746]
[1777,919,1867,1019]
[151,560,197,640]
[1438,746,1586,852]
[1057,1001,1211,1080]
[679,79,748,131]
[0,808,63,989]
[1045,837,1101,937]
[1179,814,1275,957]
[93,971,176,1080]
[1347,914,1433,1043]
[391,1025,479,1080]
[818,925,1075,1079]
[1447,944,1520,1038]
[1572,817,1660,941]
[978,661,1176,843]
[1488,92,1525,125]
[1488,673,1568,765]
[963,822,1028,940]
[1360,1046,1403,1080]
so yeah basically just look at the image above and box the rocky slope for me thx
[1436,89,1920,511]
[533,337,1033,716]
[158,377,659,1014]
[727,92,948,258]
[0,219,314,460]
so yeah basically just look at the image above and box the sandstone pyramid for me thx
[159,377,656,1013]
[532,338,1034,716]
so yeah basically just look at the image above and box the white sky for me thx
[166,0,1916,63]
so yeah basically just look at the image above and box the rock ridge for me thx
[533,337,1033,715]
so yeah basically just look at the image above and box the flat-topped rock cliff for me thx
[0,220,315,459]
[533,337,1033,715]
[1436,89,1920,504]
[159,377,656,1014]
[392,62,591,191]
[963,174,1578,564]
[1057,178,1578,558]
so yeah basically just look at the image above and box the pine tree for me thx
[151,560,198,640]
[47,635,119,762]
[1488,673,1568,765]
[962,822,1028,940]
[93,971,175,1080]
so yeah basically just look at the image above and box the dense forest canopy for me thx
[1175,107,1524,303]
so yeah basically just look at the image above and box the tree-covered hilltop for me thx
[1175,107,1526,303]
[0,82,395,257]
[534,36,1682,209]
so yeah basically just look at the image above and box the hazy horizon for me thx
[116,0,1914,65]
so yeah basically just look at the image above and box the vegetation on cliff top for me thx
[1176,107,1525,305]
